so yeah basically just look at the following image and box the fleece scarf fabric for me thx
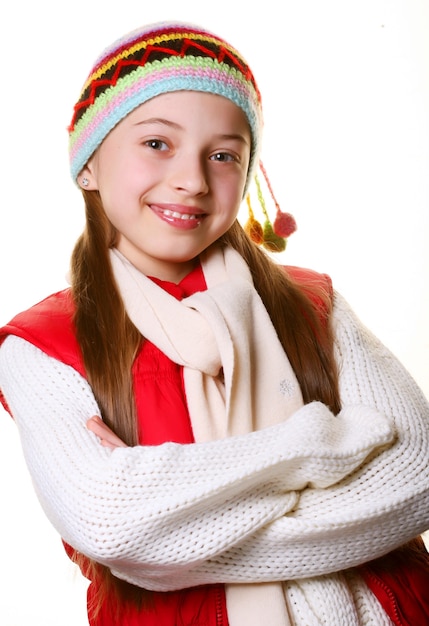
[109,244,301,625]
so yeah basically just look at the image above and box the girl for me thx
[0,21,428,626]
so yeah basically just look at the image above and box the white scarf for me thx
[110,244,301,625]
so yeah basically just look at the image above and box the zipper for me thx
[215,586,226,626]
[363,568,405,626]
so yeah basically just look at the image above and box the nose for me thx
[169,154,209,196]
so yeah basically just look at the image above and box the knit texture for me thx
[1,292,428,624]
[68,22,262,185]
[107,244,347,625]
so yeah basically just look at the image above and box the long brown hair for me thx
[69,189,341,615]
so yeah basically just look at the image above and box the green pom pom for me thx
[262,220,287,252]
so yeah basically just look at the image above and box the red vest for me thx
[6,268,426,626]
[0,276,229,626]
[0,265,332,625]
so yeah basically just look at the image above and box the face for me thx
[82,91,251,282]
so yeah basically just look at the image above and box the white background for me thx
[0,0,428,623]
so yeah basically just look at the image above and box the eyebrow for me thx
[134,117,181,129]
[134,117,250,145]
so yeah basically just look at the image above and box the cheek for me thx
[100,200,123,229]
[97,160,140,207]
[222,176,247,211]
[96,142,137,181]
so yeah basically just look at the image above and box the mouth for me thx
[150,204,206,229]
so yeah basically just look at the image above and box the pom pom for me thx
[244,216,264,244]
[262,220,287,252]
[245,167,296,253]
[273,210,297,238]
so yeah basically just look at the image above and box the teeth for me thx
[162,209,198,220]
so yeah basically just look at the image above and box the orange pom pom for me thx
[244,216,264,244]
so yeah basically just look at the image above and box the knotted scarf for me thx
[109,243,299,624]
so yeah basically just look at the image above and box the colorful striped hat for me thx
[68,21,263,188]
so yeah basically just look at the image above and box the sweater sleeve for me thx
[2,284,429,591]
[191,291,429,586]
[0,326,396,591]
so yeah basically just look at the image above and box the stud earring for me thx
[81,177,89,187]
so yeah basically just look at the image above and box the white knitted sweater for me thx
[1,292,428,625]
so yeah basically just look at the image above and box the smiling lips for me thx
[151,204,205,229]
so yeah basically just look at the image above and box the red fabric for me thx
[0,289,84,417]
[359,540,429,626]
[1,266,229,625]
[0,289,86,377]
[131,266,205,446]
[11,263,426,625]
[0,263,340,626]
[87,581,228,626]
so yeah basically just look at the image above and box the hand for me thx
[87,415,127,449]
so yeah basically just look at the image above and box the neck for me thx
[113,246,199,284]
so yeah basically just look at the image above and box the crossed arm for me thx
[0,292,428,591]
[87,415,126,449]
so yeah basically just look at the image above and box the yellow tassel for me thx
[243,194,264,244]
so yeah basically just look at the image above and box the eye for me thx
[144,139,169,151]
[210,152,237,163]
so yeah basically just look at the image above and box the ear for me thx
[77,161,99,191]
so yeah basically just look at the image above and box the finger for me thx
[87,416,127,448]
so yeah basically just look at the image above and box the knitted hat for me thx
[68,21,263,188]
[68,21,297,252]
